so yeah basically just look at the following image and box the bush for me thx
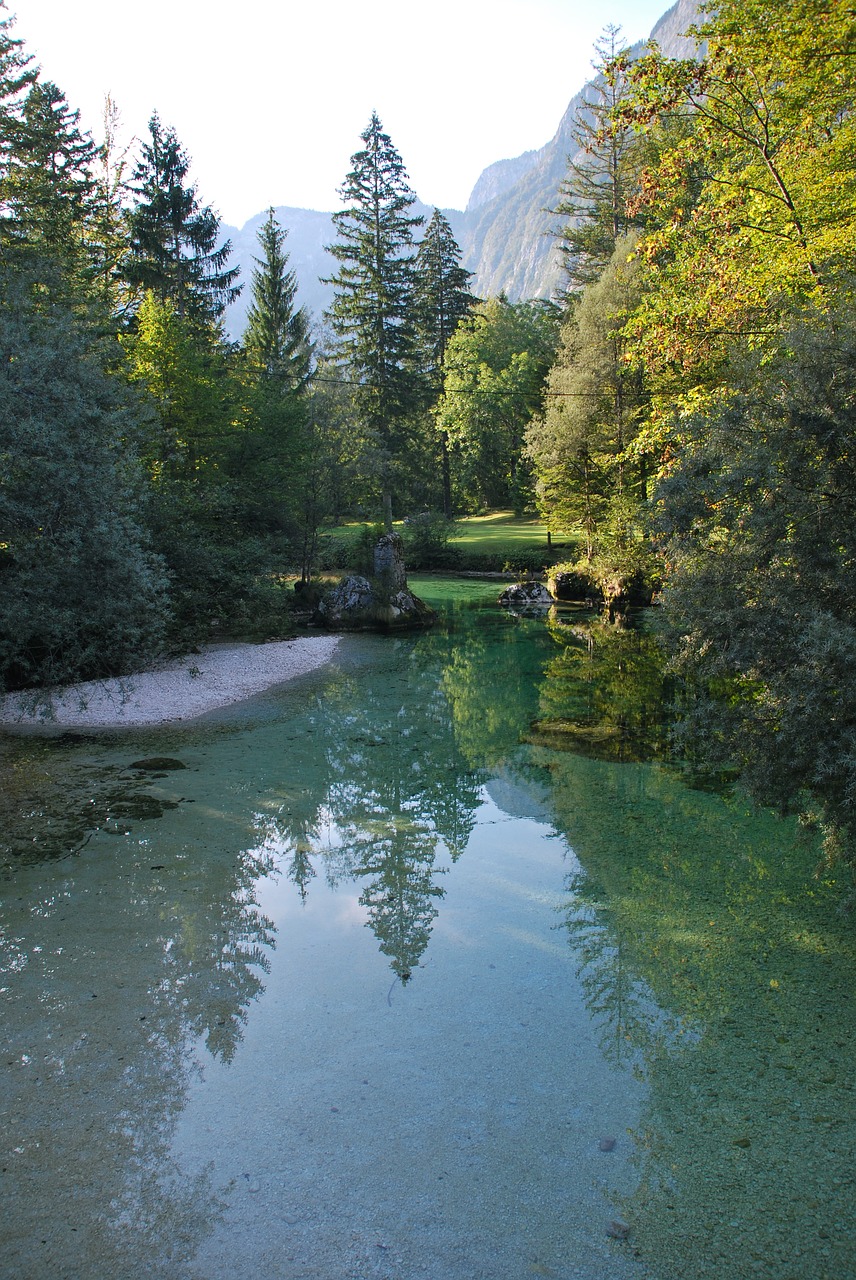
[401,514,461,570]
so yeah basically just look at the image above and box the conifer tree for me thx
[3,80,97,267]
[0,1,36,193]
[237,209,313,540]
[244,208,311,387]
[414,208,475,515]
[552,25,643,296]
[325,111,423,527]
[414,208,475,380]
[126,113,240,322]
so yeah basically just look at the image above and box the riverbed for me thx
[1,579,854,1280]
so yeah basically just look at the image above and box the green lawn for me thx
[317,511,574,573]
[322,511,559,549]
[448,511,552,551]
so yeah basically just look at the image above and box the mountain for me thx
[221,0,700,342]
[454,0,700,303]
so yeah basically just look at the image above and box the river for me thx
[1,578,854,1280]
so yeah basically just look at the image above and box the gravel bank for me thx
[0,636,341,728]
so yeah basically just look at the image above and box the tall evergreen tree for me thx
[244,208,311,387]
[414,209,475,380]
[0,1,36,195]
[325,111,423,527]
[126,113,240,322]
[235,209,314,544]
[414,208,475,515]
[551,25,644,296]
[90,94,134,314]
[2,79,97,269]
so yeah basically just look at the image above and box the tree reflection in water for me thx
[1,792,276,1279]
[248,635,484,980]
[530,613,675,763]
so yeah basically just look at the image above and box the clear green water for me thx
[1,587,854,1280]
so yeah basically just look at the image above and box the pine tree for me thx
[244,208,311,387]
[414,208,475,382]
[90,94,135,314]
[236,209,314,544]
[0,2,36,195]
[414,208,475,514]
[552,25,643,296]
[325,111,423,527]
[126,113,240,322]
[2,79,97,266]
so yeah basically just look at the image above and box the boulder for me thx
[316,535,436,631]
[498,581,554,610]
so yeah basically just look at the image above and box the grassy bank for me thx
[318,511,576,574]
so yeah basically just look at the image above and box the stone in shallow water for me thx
[128,757,186,772]
[606,1219,631,1240]
[108,796,179,821]
[598,1135,617,1152]
[498,581,553,608]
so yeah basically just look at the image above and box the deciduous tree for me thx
[436,297,558,513]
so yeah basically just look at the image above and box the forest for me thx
[1,0,855,869]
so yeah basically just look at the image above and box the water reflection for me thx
[248,640,486,980]
[2,589,855,1280]
[543,748,856,1280]
[529,614,675,763]
[1,816,274,1277]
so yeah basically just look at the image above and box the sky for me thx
[15,0,672,230]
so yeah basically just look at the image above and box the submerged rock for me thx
[129,757,186,772]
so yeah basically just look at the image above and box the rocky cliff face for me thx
[222,0,701,341]
[456,0,702,303]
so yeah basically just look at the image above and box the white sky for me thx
[15,0,672,229]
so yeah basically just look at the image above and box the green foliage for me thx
[414,208,475,383]
[655,295,856,867]
[551,24,648,296]
[527,233,652,612]
[122,290,234,480]
[244,208,312,387]
[0,265,169,690]
[2,79,97,274]
[126,113,241,323]
[436,296,559,513]
[325,112,423,522]
[401,514,461,570]
[618,0,856,426]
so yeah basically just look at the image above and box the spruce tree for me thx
[126,113,240,322]
[325,111,423,527]
[2,80,97,269]
[414,208,475,515]
[552,26,643,296]
[238,208,313,543]
[244,208,311,387]
[0,2,36,191]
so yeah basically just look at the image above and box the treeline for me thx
[525,0,856,870]
[0,12,554,691]
[0,3,323,691]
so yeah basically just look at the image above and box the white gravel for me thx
[0,636,341,728]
